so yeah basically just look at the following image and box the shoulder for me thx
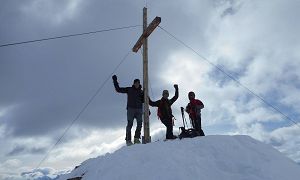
[194,99,202,104]
[190,99,202,105]
[123,87,133,92]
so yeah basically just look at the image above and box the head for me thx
[133,79,140,89]
[188,91,195,100]
[162,90,169,99]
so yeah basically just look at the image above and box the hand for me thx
[174,84,178,89]
[112,75,117,81]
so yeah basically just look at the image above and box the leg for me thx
[199,115,205,136]
[134,109,143,139]
[196,114,205,136]
[168,119,174,138]
[162,119,173,139]
[194,118,200,132]
[189,114,196,129]
[199,115,202,129]
[194,114,202,131]
[126,108,135,141]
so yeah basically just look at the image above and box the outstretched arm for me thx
[149,97,160,107]
[112,75,128,93]
[170,84,179,105]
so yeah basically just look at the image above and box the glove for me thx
[174,84,178,89]
[112,75,117,81]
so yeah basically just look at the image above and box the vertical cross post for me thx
[142,7,150,144]
[132,7,161,144]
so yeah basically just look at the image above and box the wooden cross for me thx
[132,7,161,144]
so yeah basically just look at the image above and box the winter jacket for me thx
[149,87,179,120]
[186,99,204,120]
[113,80,144,109]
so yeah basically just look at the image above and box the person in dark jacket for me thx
[185,91,205,136]
[112,75,144,146]
[149,84,179,140]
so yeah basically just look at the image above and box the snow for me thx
[58,135,300,180]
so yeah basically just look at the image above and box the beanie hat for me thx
[133,79,140,84]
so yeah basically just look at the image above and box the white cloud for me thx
[20,167,63,180]
[202,0,300,134]
[0,127,126,179]
[159,0,300,163]
[158,51,210,107]
[0,105,16,138]
[0,159,23,180]
[0,166,69,180]
[0,125,6,139]
[21,0,85,25]
[0,109,5,118]
[43,127,125,167]
[1,0,300,175]
[0,159,22,168]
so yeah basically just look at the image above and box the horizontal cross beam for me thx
[132,16,161,53]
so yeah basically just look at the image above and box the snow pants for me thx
[161,118,174,139]
[192,114,205,136]
[126,108,143,141]
[193,115,202,132]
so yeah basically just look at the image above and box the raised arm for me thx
[112,75,128,93]
[170,84,179,105]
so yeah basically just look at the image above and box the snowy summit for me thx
[58,135,300,180]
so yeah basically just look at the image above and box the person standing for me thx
[112,75,144,146]
[149,84,179,140]
[185,91,205,136]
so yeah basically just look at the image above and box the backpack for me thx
[157,102,163,120]
[178,127,199,139]
[157,99,172,120]
[178,107,205,139]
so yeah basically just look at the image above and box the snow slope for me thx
[58,135,300,180]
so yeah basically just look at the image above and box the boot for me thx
[166,135,177,140]
[134,138,141,144]
[126,140,133,146]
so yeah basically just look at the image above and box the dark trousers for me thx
[161,118,174,139]
[194,116,202,132]
[191,113,202,130]
[193,115,205,136]
[126,108,143,141]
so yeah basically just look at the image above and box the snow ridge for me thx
[58,135,300,180]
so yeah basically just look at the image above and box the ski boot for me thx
[134,138,141,144]
[126,140,133,146]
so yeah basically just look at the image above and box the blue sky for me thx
[1,0,300,179]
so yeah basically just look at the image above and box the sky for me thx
[0,0,300,179]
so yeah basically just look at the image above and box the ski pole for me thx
[181,107,188,128]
